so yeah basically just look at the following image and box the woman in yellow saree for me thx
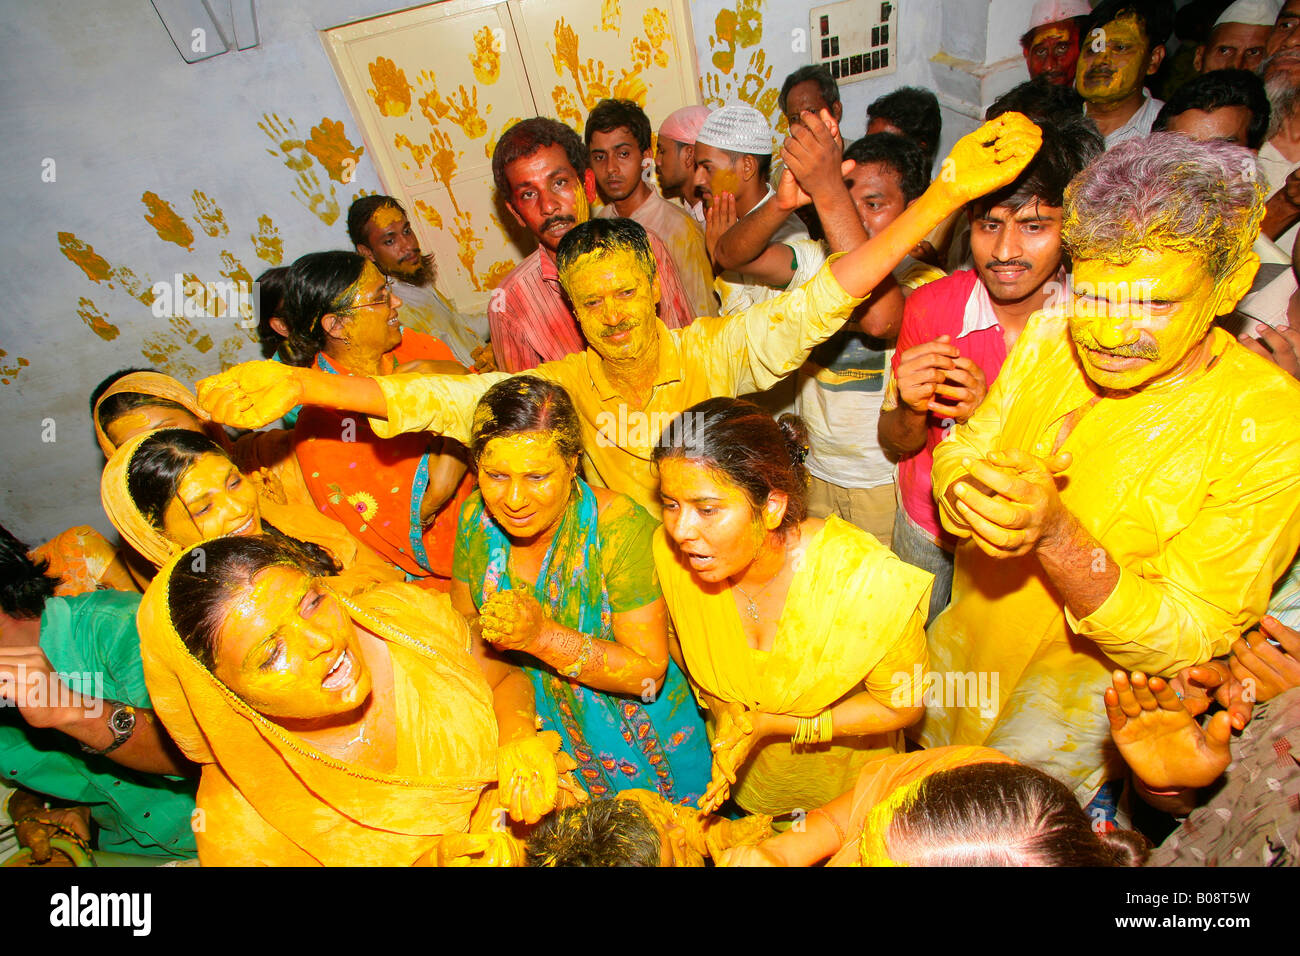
[101,428,401,594]
[92,368,311,508]
[652,398,932,818]
[718,745,1150,867]
[137,534,500,865]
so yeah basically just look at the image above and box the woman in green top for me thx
[450,377,709,804]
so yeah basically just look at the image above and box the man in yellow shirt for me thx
[916,133,1300,811]
[194,115,1043,519]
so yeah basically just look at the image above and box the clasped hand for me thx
[479,589,546,652]
[699,702,760,814]
[949,449,1071,557]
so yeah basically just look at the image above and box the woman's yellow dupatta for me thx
[137,549,497,865]
[655,516,932,715]
[93,372,207,458]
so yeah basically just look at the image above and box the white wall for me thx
[0,0,971,544]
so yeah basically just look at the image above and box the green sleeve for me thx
[598,498,662,614]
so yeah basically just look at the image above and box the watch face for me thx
[110,707,136,734]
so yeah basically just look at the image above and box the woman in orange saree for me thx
[283,252,474,590]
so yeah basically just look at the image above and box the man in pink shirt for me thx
[879,115,1103,622]
[489,118,698,372]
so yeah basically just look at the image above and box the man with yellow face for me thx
[1075,0,1175,146]
[914,134,1300,823]
[195,115,1046,520]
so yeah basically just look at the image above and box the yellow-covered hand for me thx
[496,730,571,824]
[699,702,756,813]
[479,589,546,652]
[196,360,305,429]
[931,112,1042,209]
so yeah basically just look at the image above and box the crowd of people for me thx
[2,0,1299,868]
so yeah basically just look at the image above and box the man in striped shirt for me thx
[489,117,698,373]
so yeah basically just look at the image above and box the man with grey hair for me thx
[913,133,1300,825]
[1195,0,1278,72]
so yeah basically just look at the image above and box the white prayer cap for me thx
[1214,0,1282,28]
[695,104,773,156]
[1027,0,1091,31]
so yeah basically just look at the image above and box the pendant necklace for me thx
[732,572,776,622]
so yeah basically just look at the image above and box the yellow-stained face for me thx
[331,261,403,356]
[160,453,262,545]
[691,143,744,207]
[104,404,203,449]
[562,248,661,363]
[477,432,576,542]
[212,565,372,720]
[1076,14,1155,105]
[1069,247,1254,390]
[658,457,783,584]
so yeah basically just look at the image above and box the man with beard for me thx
[586,99,716,318]
[1021,0,1091,87]
[1075,0,1175,147]
[879,116,1103,624]
[1257,0,1300,254]
[347,196,494,371]
[488,117,697,373]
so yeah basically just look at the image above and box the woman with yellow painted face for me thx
[451,377,712,805]
[652,398,932,819]
[91,368,312,508]
[136,534,502,865]
[100,428,400,593]
[717,745,1150,867]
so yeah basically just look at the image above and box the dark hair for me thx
[167,535,337,671]
[883,762,1151,866]
[1153,68,1271,150]
[0,523,56,620]
[279,251,368,366]
[469,376,583,468]
[584,99,652,151]
[127,429,341,575]
[555,218,658,291]
[974,114,1104,213]
[255,266,291,360]
[492,117,589,198]
[1085,0,1176,49]
[346,194,404,248]
[779,65,841,117]
[867,87,942,170]
[986,78,1087,124]
[652,398,809,536]
[844,133,931,204]
[90,367,157,420]
[526,799,662,867]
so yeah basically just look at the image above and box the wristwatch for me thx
[80,702,136,756]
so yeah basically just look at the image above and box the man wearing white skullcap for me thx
[1195,0,1279,72]
[656,106,712,223]
[694,104,810,320]
[1021,0,1092,86]
[1258,0,1300,257]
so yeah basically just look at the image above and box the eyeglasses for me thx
[338,279,396,312]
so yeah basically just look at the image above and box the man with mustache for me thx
[487,118,697,373]
[1256,0,1300,254]
[1075,0,1175,147]
[879,116,1102,624]
[913,134,1300,827]
[1021,0,1091,87]
[347,196,494,371]
[193,115,1046,519]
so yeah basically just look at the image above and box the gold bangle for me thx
[817,709,833,744]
